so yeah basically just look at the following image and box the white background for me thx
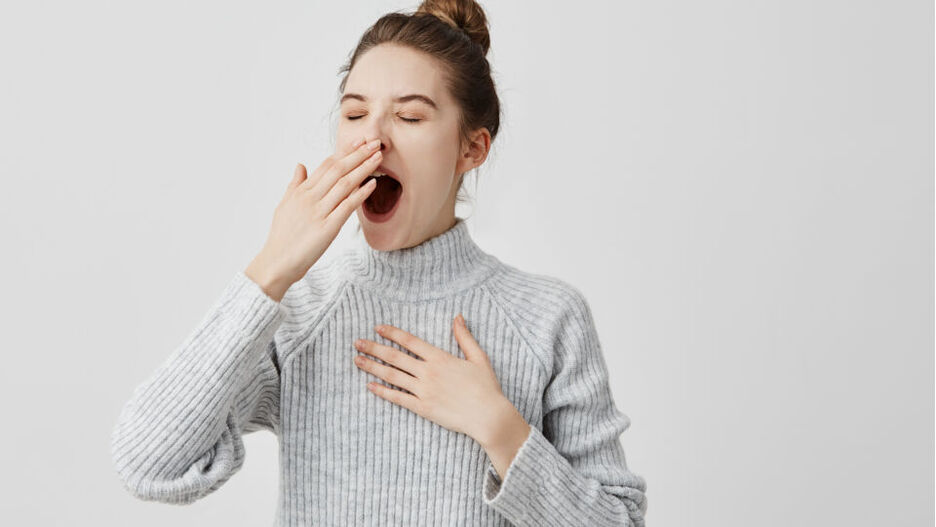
[0,0,931,525]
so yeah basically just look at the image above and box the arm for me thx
[110,270,287,504]
[481,288,648,526]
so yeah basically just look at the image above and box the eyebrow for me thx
[340,92,438,110]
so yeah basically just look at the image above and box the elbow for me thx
[113,442,243,505]
[115,470,203,505]
[110,418,246,505]
[613,475,648,527]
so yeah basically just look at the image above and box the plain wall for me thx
[0,0,932,525]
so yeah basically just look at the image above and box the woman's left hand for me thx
[352,314,511,443]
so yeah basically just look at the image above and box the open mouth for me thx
[360,171,403,219]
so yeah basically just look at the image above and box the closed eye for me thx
[345,115,422,123]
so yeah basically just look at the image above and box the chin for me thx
[357,209,408,250]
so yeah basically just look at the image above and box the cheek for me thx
[405,140,461,194]
[409,134,457,168]
[336,121,366,149]
[406,172,457,203]
[336,128,355,149]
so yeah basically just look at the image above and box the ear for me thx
[457,127,491,175]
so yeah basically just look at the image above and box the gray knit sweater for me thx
[110,217,648,526]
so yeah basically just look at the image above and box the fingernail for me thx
[367,139,381,149]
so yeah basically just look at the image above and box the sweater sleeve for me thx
[110,270,288,504]
[481,288,648,526]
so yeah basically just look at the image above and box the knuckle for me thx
[335,179,351,199]
[323,165,340,181]
[340,155,359,171]
[414,399,429,414]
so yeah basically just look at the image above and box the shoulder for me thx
[484,260,595,369]
[273,255,351,362]
[486,259,592,319]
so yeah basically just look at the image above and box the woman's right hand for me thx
[245,136,383,301]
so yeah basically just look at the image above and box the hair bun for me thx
[416,0,491,55]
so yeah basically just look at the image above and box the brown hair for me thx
[335,0,501,209]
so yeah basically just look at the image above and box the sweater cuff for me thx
[480,423,646,527]
[481,423,540,522]
[222,270,286,331]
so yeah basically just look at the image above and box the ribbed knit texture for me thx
[110,217,648,526]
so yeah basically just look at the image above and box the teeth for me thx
[361,171,387,188]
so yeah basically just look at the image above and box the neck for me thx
[341,217,497,301]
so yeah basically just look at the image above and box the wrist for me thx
[245,254,294,302]
[476,397,528,450]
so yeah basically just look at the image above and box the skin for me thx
[337,42,490,250]
[340,43,531,482]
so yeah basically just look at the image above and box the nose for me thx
[366,133,388,154]
[360,116,391,154]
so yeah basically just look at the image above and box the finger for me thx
[307,139,381,203]
[355,354,420,393]
[453,314,487,364]
[367,381,421,410]
[312,138,380,198]
[355,338,426,375]
[324,175,376,230]
[300,136,368,191]
[337,136,367,158]
[318,148,382,214]
[287,162,307,192]
[374,325,442,361]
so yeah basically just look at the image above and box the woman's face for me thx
[337,43,489,250]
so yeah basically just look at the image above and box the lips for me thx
[375,164,402,184]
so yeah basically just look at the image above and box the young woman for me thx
[110,1,648,525]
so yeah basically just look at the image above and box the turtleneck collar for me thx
[340,217,499,301]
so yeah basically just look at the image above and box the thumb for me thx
[288,162,307,191]
[453,314,488,365]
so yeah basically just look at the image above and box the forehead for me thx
[343,44,449,104]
